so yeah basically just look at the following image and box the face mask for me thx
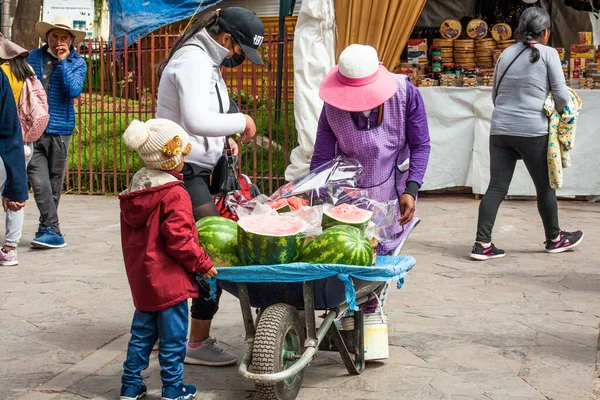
[221,52,246,68]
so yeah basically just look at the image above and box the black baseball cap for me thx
[218,7,265,65]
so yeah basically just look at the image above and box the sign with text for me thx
[42,0,94,38]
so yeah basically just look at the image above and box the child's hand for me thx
[201,267,218,279]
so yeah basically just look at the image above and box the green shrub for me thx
[68,94,297,195]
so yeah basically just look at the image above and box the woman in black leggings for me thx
[471,7,583,260]
[156,8,264,364]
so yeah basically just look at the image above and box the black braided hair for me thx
[514,7,551,63]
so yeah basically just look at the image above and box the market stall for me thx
[419,87,600,196]
[287,0,600,196]
[400,0,600,196]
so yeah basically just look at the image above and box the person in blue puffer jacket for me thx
[26,16,87,249]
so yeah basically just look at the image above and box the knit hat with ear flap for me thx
[123,119,192,171]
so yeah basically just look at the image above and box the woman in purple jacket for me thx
[311,44,431,256]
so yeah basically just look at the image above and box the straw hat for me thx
[319,44,396,112]
[36,16,86,44]
[0,33,29,60]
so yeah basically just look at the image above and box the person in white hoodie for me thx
[156,7,263,367]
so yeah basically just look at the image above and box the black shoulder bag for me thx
[181,43,242,195]
[209,82,242,195]
[495,45,529,94]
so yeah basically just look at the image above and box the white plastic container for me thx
[363,313,389,360]
[339,313,389,361]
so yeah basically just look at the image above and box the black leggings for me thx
[476,135,560,243]
[181,163,221,320]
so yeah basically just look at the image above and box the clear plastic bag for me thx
[269,156,363,204]
[225,155,400,243]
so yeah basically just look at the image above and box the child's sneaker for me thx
[161,383,197,400]
[119,383,147,400]
[470,242,506,261]
[545,231,584,253]
[0,248,18,266]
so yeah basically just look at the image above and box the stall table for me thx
[419,87,600,196]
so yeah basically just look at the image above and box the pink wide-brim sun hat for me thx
[319,44,397,112]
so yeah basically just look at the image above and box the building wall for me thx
[211,0,302,17]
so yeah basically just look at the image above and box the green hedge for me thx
[68,94,297,195]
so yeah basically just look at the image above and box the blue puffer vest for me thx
[27,45,87,135]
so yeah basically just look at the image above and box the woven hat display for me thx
[434,38,455,64]
[454,39,475,50]
[466,19,488,40]
[440,19,462,40]
[497,40,516,50]
[454,39,475,68]
[491,23,512,42]
[475,38,496,68]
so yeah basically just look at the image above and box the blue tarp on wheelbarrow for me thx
[201,255,416,311]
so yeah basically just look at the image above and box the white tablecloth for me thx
[419,87,600,196]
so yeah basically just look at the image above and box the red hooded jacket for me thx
[119,168,214,312]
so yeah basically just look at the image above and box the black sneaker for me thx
[470,242,506,261]
[545,231,584,254]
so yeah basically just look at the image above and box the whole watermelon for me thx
[196,216,242,267]
[300,225,373,266]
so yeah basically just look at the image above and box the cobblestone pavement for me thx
[1,195,599,400]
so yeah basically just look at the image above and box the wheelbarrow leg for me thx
[326,321,365,375]
[353,309,366,373]
[237,283,256,341]
[302,281,318,347]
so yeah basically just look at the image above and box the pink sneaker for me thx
[0,248,18,266]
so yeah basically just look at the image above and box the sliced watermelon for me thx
[196,216,242,267]
[237,215,306,265]
[300,225,373,266]
[268,196,310,213]
[268,198,291,213]
[322,203,373,231]
[287,196,309,210]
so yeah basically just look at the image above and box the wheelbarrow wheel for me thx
[253,303,305,400]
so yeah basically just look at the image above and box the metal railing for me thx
[67,23,295,195]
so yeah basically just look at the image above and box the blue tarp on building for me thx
[109,0,222,46]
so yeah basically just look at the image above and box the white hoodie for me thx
[156,29,246,170]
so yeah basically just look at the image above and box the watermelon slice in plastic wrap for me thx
[267,196,309,213]
[322,203,373,231]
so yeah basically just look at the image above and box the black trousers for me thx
[476,135,561,243]
[181,163,221,321]
[27,134,70,233]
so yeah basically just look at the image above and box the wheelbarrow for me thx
[201,219,419,400]
[199,241,415,400]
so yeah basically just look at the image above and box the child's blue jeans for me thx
[121,299,188,388]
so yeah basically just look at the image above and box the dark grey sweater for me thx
[491,42,569,137]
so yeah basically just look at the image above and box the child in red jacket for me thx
[118,118,216,400]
